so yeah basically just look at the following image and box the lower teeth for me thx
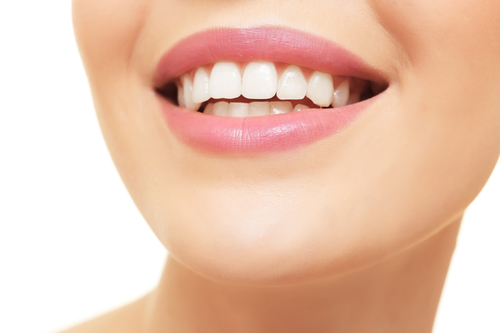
[200,96,361,117]
[204,101,310,117]
[176,75,363,116]
[161,75,372,116]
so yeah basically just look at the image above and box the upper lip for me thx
[153,26,388,90]
[154,26,387,153]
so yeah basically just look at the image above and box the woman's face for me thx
[73,0,500,284]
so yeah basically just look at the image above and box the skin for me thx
[68,0,500,332]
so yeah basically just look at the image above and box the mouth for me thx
[154,27,389,153]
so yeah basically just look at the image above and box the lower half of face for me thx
[73,0,500,284]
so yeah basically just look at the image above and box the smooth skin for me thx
[69,0,500,332]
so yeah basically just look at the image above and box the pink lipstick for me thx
[154,27,385,153]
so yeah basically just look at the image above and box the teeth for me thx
[242,62,278,99]
[209,62,242,99]
[204,103,214,115]
[306,71,334,107]
[269,101,293,114]
[177,62,370,115]
[249,102,271,116]
[228,103,250,117]
[293,104,309,112]
[177,84,186,108]
[192,67,211,103]
[181,75,202,110]
[203,101,293,116]
[213,101,230,116]
[333,80,350,108]
[277,65,307,100]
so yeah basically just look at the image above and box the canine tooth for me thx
[209,62,242,99]
[306,71,334,107]
[213,101,230,116]
[348,92,361,105]
[177,83,186,108]
[204,103,214,115]
[293,104,310,112]
[242,62,278,99]
[277,65,307,100]
[229,103,250,117]
[249,102,270,116]
[269,101,293,114]
[192,67,211,103]
[333,80,350,108]
[181,75,201,110]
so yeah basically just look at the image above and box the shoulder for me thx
[58,294,151,333]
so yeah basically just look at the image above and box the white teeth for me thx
[181,75,201,111]
[192,67,211,103]
[212,101,230,116]
[209,62,242,99]
[333,80,350,108]
[306,71,334,107]
[269,101,293,115]
[241,62,278,99]
[204,103,214,115]
[228,103,250,117]
[204,102,292,117]
[177,85,186,108]
[293,104,309,112]
[177,62,370,115]
[249,102,271,116]
[277,65,307,100]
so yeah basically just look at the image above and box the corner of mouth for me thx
[152,26,389,153]
[153,26,389,118]
[155,61,387,117]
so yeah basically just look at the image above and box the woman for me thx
[68,0,500,332]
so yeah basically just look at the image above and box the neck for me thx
[144,218,461,333]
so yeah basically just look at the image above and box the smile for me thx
[154,27,388,153]
[171,61,376,116]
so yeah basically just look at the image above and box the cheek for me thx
[369,0,500,174]
[72,0,163,186]
[72,0,150,86]
[369,0,500,68]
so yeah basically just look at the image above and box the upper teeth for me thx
[241,61,278,100]
[306,71,334,107]
[277,65,308,101]
[209,62,242,100]
[176,61,357,114]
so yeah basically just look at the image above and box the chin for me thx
[143,186,465,285]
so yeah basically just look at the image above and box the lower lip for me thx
[160,98,372,153]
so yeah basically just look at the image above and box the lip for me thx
[154,26,385,154]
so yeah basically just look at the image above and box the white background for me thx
[0,1,498,332]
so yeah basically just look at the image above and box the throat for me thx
[143,220,460,333]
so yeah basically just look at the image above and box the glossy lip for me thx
[154,26,386,154]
